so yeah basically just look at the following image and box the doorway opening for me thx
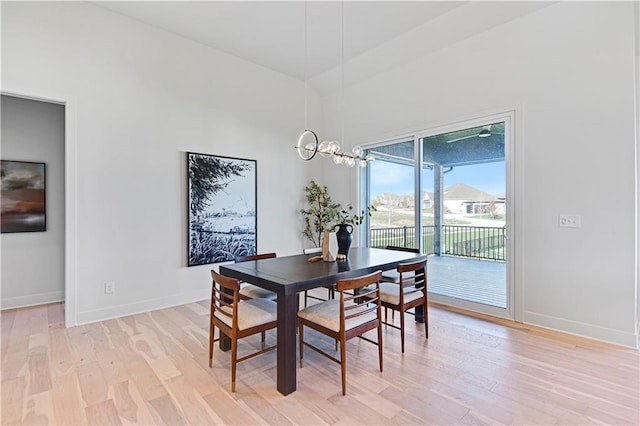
[1,92,74,326]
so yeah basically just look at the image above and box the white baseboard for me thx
[75,289,209,325]
[524,310,639,349]
[1,291,64,310]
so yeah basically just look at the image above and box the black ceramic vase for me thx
[334,224,353,256]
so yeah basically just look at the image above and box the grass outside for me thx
[473,214,506,221]
[370,210,472,227]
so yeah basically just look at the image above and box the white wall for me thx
[1,95,66,309]
[1,1,319,324]
[636,1,640,345]
[321,2,639,347]
[2,2,637,347]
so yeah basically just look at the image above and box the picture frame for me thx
[187,152,257,266]
[1,160,47,233]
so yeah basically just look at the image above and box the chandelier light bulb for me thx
[328,141,341,155]
[352,146,363,158]
[333,154,344,165]
[318,140,331,156]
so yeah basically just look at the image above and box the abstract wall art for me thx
[1,160,46,233]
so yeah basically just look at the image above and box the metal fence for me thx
[370,225,506,261]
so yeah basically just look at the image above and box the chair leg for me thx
[231,336,238,392]
[209,322,214,368]
[424,300,429,339]
[299,322,304,368]
[378,323,384,373]
[400,307,406,354]
[340,335,347,396]
[304,291,308,308]
[261,331,266,350]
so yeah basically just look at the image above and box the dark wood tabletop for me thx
[219,247,424,395]
[220,247,421,294]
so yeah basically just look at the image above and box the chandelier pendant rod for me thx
[294,1,373,167]
[304,0,308,131]
[341,0,344,148]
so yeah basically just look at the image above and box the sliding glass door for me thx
[363,115,513,318]
[366,138,416,249]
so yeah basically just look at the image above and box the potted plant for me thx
[300,181,340,260]
[301,180,374,261]
[333,204,375,259]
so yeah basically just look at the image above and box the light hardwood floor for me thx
[1,296,638,425]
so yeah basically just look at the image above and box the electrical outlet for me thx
[559,214,581,228]
[105,281,115,294]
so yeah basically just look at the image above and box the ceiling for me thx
[370,122,505,168]
[94,1,553,94]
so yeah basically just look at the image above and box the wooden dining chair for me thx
[297,270,383,395]
[380,246,420,283]
[303,247,335,307]
[374,258,428,353]
[208,270,277,392]
[235,252,277,300]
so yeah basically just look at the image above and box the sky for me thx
[370,160,505,197]
[203,161,256,215]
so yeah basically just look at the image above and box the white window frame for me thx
[359,111,516,320]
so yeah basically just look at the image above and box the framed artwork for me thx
[1,160,47,233]
[187,152,257,266]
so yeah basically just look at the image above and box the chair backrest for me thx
[385,245,420,253]
[336,270,382,293]
[398,258,427,289]
[210,270,240,326]
[336,270,383,327]
[235,252,276,263]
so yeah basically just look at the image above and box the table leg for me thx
[218,333,231,351]
[276,291,298,395]
[414,305,424,323]
[218,286,232,351]
[414,282,425,323]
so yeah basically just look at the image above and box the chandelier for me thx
[294,2,374,168]
[296,131,374,167]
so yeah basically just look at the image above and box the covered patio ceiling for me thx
[369,122,505,168]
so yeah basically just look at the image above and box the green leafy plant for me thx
[300,180,341,247]
[335,204,376,226]
[300,180,375,247]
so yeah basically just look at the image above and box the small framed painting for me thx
[187,152,257,266]
[1,160,47,233]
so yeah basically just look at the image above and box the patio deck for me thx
[427,254,506,308]
[303,254,507,309]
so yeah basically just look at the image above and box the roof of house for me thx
[377,192,402,200]
[444,183,496,202]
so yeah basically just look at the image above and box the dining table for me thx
[219,246,425,395]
